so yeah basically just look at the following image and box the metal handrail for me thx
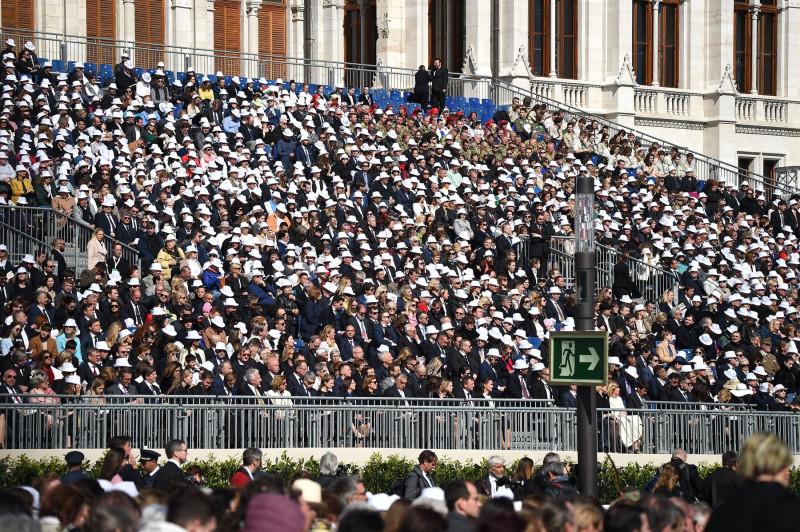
[489,78,793,196]
[0,205,141,274]
[1,26,789,194]
[2,395,796,453]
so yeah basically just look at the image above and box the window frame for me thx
[733,3,751,93]
[758,1,778,96]
[632,0,653,85]
[658,0,680,88]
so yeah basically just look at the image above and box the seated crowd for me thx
[1,434,799,532]
[0,39,800,452]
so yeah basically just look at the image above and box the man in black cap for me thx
[139,448,161,489]
[60,451,91,485]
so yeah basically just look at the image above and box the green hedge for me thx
[3,453,800,505]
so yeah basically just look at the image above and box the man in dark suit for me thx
[358,86,373,106]
[60,451,91,485]
[429,58,448,111]
[626,378,649,409]
[703,451,744,508]
[152,439,187,490]
[103,366,138,399]
[505,359,533,399]
[77,347,104,386]
[286,361,310,397]
[135,366,162,403]
[139,448,161,489]
[397,324,422,360]
[336,325,365,361]
[529,364,556,403]
[558,385,579,408]
[475,456,510,497]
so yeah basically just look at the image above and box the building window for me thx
[429,0,465,70]
[134,0,165,69]
[632,0,652,85]
[528,0,577,79]
[734,3,751,93]
[214,0,241,76]
[259,2,287,80]
[759,0,777,96]
[1,1,34,32]
[529,0,549,76]
[344,0,376,87]
[556,0,578,79]
[86,0,116,66]
[659,0,679,88]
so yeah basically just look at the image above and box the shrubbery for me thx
[3,452,800,504]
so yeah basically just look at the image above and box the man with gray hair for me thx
[231,447,262,487]
[316,451,339,488]
[541,461,578,498]
[534,452,563,492]
[330,475,368,506]
[475,455,509,496]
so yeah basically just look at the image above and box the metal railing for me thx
[2,395,797,453]
[0,27,492,100]
[0,206,140,276]
[515,235,679,303]
[489,78,794,196]
[3,26,789,195]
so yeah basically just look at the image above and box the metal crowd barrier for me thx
[0,206,140,276]
[1,395,796,453]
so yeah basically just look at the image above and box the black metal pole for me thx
[575,176,598,497]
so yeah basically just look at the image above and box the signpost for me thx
[574,175,599,497]
[549,332,609,386]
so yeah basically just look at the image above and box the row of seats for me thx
[40,60,501,117]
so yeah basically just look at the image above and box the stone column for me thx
[750,4,759,94]
[549,0,557,77]
[464,0,492,75]
[289,0,306,81]
[123,0,136,45]
[247,0,262,78]
[171,0,195,72]
[651,0,660,86]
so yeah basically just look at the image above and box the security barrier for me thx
[1,395,794,453]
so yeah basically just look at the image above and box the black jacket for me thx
[703,466,743,508]
[706,482,800,532]
[152,460,184,491]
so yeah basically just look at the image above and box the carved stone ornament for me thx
[461,44,478,75]
[616,53,636,86]
[716,63,738,95]
[510,44,532,77]
[377,12,390,39]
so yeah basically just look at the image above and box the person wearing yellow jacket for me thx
[156,234,186,281]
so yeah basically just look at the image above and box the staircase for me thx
[489,78,796,197]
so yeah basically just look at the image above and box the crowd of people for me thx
[2,433,800,532]
[1,36,800,454]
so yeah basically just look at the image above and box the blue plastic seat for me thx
[51,60,66,72]
[133,67,143,77]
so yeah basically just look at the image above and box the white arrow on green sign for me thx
[549,331,609,386]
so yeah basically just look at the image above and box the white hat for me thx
[512,359,529,370]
